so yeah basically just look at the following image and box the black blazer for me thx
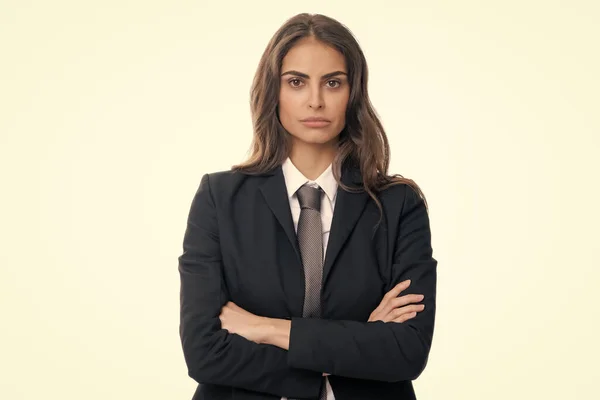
[178,163,437,400]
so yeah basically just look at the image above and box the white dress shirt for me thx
[280,157,337,400]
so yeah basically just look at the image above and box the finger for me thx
[383,280,411,301]
[381,292,422,317]
[389,294,424,309]
[392,312,417,323]
[393,311,418,323]
[377,304,423,323]
[390,304,425,319]
[371,280,412,319]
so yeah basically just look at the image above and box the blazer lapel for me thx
[258,162,369,308]
[258,166,303,265]
[323,165,369,284]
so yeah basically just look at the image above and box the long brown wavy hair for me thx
[232,13,428,217]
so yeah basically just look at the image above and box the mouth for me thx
[300,117,331,128]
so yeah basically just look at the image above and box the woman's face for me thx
[278,36,350,149]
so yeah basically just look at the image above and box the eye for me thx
[326,80,341,88]
[288,78,303,88]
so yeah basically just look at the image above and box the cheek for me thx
[331,96,349,121]
[278,96,300,133]
[279,90,300,116]
[278,100,292,118]
[325,89,348,110]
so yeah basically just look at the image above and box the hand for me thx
[368,279,425,323]
[219,301,268,344]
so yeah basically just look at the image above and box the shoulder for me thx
[197,169,242,192]
[198,168,269,200]
[378,180,426,216]
[203,168,242,186]
[379,180,418,201]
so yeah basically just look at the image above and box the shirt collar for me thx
[281,157,338,204]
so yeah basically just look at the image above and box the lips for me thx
[300,117,331,122]
[299,116,332,128]
[300,118,331,128]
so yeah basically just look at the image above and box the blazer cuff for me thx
[288,317,330,373]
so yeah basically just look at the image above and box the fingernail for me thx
[418,295,424,300]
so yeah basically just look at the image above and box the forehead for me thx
[281,37,346,73]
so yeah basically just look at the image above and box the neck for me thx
[288,139,338,180]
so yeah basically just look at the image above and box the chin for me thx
[289,125,342,146]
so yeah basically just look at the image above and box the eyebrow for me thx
[281,70,348,80]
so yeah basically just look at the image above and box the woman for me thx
[178,13,437,400]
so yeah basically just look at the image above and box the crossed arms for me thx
[178,174,437,399]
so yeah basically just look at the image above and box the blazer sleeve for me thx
[287,184,437,382]
[178,174,323,398]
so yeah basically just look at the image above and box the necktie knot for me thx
[296,184,322,212]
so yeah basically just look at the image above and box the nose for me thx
[308,85,324,109]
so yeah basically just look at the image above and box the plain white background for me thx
[1,1,598,399]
